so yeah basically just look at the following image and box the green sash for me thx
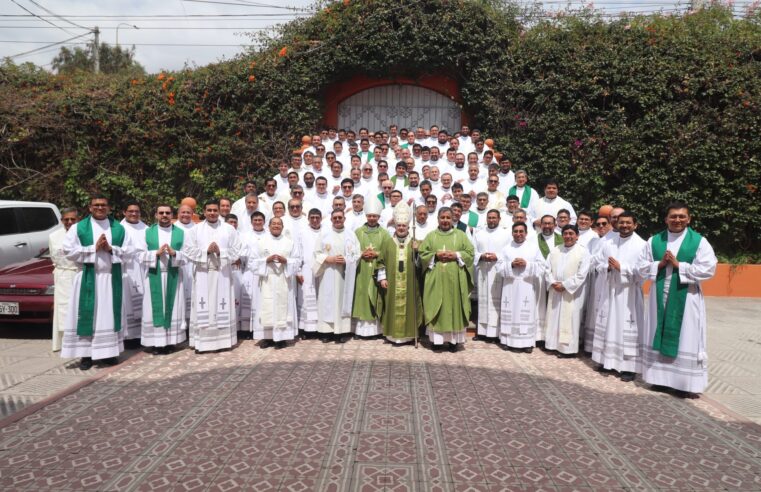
[377,192,386,208]
[76,215,125,337]
[467,211,479,228]
[538,233,562,259]
[146,224,184,329]
[508,185,533,208]
[651,227,702,358]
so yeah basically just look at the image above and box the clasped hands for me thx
[658,250,679,270]
[361,248,379,260]
[95,234,113,253]
[326,255,346,265]
[207,242,220,255]
[266,254,287,264]
[155,244,176,257]
[481,252,498,262]
[511,257,526,268]
[436,250,458,262]
[551,282,565,292]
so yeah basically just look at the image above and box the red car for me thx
[0,251,55,324]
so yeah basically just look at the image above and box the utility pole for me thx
[93,26,100,74]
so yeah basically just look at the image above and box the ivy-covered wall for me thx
[0,1,759,257]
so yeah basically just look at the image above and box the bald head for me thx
[611,207,625,230]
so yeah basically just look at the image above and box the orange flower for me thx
[278,47,288,57]
[157,73,166,81]
[249,61,256,68]
[747,184,758,193]
[343,0,350,5]
[131,79,138,86]
[248,75,256,82]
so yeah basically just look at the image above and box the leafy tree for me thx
[51,43,145,76]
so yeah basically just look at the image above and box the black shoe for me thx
[673,390,699,399]
[103,357,119,366]
[337,335,351,344]
[151,347,162,355]
[79,357,93,370]
[320,335,332,343]
[275,341,287,350]
[595,365,612,373]
[472,335,484,342]
[556,352,576,359]
[523,347,534,354]
[124,339,141,350]
[260,339,273,349]
[650,384,670,393]
[448,343,457,353]
[619,372,636,382]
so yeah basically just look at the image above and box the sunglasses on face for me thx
[595,222,608,227]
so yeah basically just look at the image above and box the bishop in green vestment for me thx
[352,196,394,338]
[379,202,423,344]
[419,207,475,352]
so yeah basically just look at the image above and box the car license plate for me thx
[0,302,19,315]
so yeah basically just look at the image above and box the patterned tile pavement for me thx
[1,327,760,492]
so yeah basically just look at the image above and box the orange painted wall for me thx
[321,74,469,127]
[642,264,761,298]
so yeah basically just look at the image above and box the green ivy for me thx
[0,1,759,258]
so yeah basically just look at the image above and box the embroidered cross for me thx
[597,310,605,321]
[220,298,227,310]
[132,279,140,293]
[504,298,510,307]
[199,297,206,309]
[522,297,530,308]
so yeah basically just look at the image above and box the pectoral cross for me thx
[199,297,206,309]
[522,296,530,308]
[504,298,511,307]
[220,298,227,310]
[597,310,605,321]
[132,279,140,294]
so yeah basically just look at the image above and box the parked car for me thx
[0,200,62,269]
[0,251,55,324]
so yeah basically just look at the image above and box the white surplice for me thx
[298,225,322,332]
[184,220,242,352]
[591,232,647,373]
[250,233,302,341]
[473,226,511,338]
[120,220,147,340]
[61,218,131,360]
[313,227,360,334]
[530,196,577,228]
[543,244,591,354]
[138,225,188,347]
[49,227,80,352]
[497,240,546,348]
[238,229,266,333]
[583,230,617,352]
[175,220,195,324]
[637,230,717,393]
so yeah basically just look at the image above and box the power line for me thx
[8,0,76,36]
[0,40,254,47]
[0,25,273,30]
[25,0,90,30]
[0,13,308,19]
[6,31,91,59]
[182,0,314,11]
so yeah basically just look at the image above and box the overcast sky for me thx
[0,0,754,74]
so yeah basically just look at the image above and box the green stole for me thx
[391,175,408,187]
[467,211,479,228]
[538,233,563,259]
[651,227,702,358]
[377,192,386,207]
[456,221,467,232]
[508,185,533,208]
[76,215,125,337]
[146,224,185,329]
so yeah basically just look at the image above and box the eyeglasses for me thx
[594,222,608,227]
[157,211,172,215]
[289,205,301,210]
[293,191,303,195]
[488,180,498,184]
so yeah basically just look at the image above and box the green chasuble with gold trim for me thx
[352,224,394,321]
[419,228,474,332]
[380,234,423,340]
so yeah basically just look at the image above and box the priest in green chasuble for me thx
[419,207,475,352]
[379,202,423,345]
[352,196,394,338]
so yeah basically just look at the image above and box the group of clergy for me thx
[48,124,717,397]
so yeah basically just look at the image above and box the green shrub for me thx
[0,1,758,258]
